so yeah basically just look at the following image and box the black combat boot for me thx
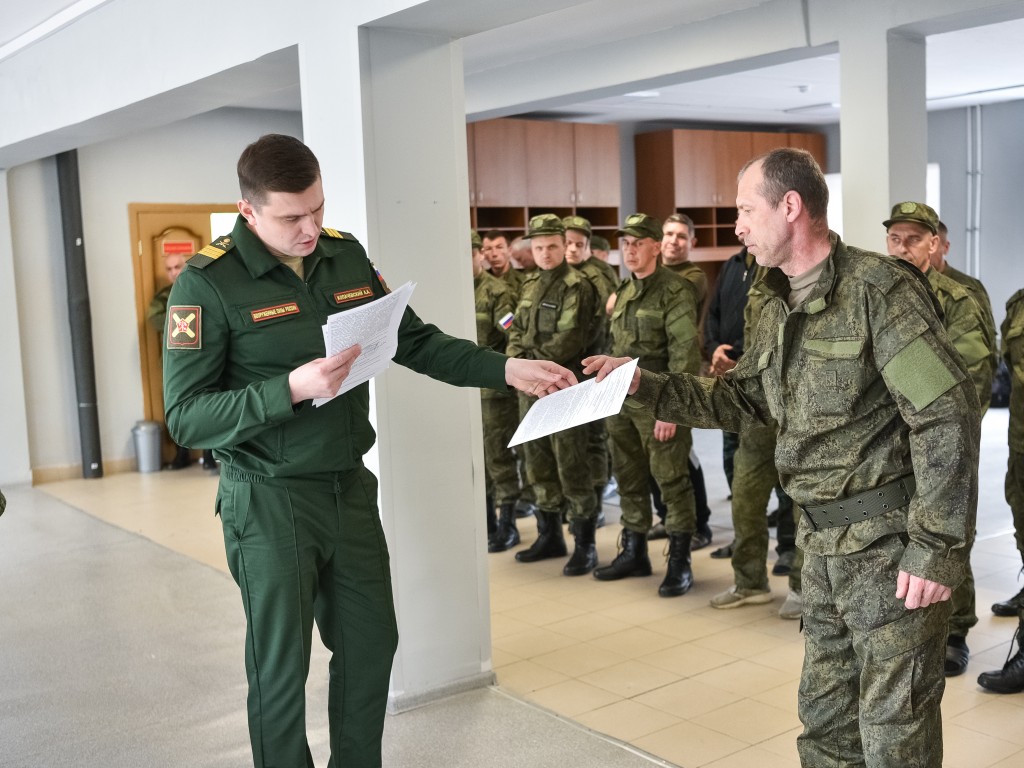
[563,517,598,576]
[593,529,652,580]
[978,612,1024,693]
[658,533,694,597]
[992,585,1024,617]
[489,502,520,553]
[486,495,497,537]
[515,510,566,562]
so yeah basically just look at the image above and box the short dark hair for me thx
[664,213,695,234]
[237,134,320,208]
[741,148,828,222]
[937,220,949,240]
[481,230,509,245]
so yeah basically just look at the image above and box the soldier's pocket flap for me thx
[757,347,773,372]
[865,605,939,662]
[802,337,864,359]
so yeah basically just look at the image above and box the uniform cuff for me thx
[630,369,666,410]
[898,542,964,589]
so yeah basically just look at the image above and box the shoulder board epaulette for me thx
[321,227,357,241]
[187,235,236,269]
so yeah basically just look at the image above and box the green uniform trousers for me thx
[218,466,398,768]
[519,394,597,523]
[948,530,977,638]
[1006,448,1024,562]
[586,417,610,491]
[607,406,695,534]
[481,394,521,505]
[798,535,949,768]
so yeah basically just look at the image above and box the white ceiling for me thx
[3,1,1024,127]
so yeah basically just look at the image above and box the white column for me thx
[302,24,492,711]
[838,26,927,251]
[0,170,34,486]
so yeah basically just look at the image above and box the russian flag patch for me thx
[499,312,514,330]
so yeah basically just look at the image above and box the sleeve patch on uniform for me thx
[166,306,202,349]
[499,312,514,330]
[334,286,373,305]
[882,335,958,411]
[251,302,300,323]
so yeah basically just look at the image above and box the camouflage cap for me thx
[471,229,482,249]
[590,235,610,251]
[562,215,592,237]
[527,213,566,237]
[617,212,662,241]
[883,201,938,234]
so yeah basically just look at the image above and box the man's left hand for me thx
[505,358,577,397]
[896,571,952,609]
[653,420,676,442]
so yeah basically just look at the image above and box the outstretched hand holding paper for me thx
[508,358,639,447]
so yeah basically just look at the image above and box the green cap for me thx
[617,212,662,241]
[471,229,482,249]
[883,201,938,234]
[590,235,610,251]
[527,213,566,237]
[562,215,592,237]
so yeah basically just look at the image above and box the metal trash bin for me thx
[132,420,163,473]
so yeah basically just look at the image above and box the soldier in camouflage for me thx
[660,212,708,308]
[472,230,521,552]
[885,201,992,677]
[585,148,979,768]
[506,214,602,575]
[482,231,527,299]
[592,213,702,597]
[933,220,998,365]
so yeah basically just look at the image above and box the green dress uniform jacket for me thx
[163,216,507,478]
[926,266,994,412]
[631,233,980,766]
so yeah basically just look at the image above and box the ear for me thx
[237,199,256,225]
[691,234,698,248]
[782,190,803,223]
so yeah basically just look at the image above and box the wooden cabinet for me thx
[468,118,621,243]
[636,127,826,265]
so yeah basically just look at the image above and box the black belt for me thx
[802,476,916,531]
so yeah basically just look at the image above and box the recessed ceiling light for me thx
[624,90,661,98]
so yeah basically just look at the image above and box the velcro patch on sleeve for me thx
[334,286,373,305]
[882,335,960,411]
[166,306,202,349]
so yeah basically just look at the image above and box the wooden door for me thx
[573,123,620,207]
[467,123,477,208]
[129,204,236,459]
[471,119,528,206]
[713,131,753,205]
[674,129,717,207]
[524,120,575,207]
[634,131,677,218]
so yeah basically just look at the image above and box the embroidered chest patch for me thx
[251,302,300,323]
[166,306,202,349]
[334,286,373,305]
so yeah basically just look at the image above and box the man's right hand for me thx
[710,344,737,375]
[581,355,640,395]
[288,345,362,403]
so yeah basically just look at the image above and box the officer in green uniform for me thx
[564,215,619,523]
[885,201,992,677]
[592,213,701,597]
[162,135,575,768]
[992,288,1024,617]
[506,213,601,575]
[585,148,978,768]
[472,229,521,551]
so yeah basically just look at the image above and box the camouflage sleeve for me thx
[872,277,979,587]
[664,285,701,376]
[1002,292,1024,452]
[944,293,994,411]
[146,286,170,337]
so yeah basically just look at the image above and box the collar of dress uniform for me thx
[230,214,331,280]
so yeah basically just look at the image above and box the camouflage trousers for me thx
[798,536,949,768]
[731,424,801,592]
[518,394,597,523]
[1006,449,1024,562]
[586,417,610,491]
[948,528,977,638]
[607,406,695,535]
[481,394,521,506]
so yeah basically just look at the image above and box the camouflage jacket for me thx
[632,233,979,586]
[927,267,994,411]
[1003,288,1024,452]
[573,257,619,355]
[942,261,997,359]
[474,270,516,400]
[665,260,708,311]
[610,265,700,376]
[506,259,598,379]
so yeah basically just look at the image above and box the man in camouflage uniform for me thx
[593,213,702,597]
[585,148,978,768]
[933,220,998,363]
[506,214,601,575]
[992,289,1024,618]
[885,201,992,677]
[482,231,527,298]
[472,230,521,552]
[564,215,619,524]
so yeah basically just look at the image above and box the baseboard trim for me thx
[33,458,136,485]
[387,670,496,715]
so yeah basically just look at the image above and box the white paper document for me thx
[313,281,416,407]
[508,358,639,447]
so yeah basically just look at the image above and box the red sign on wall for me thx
[162,240,196,256]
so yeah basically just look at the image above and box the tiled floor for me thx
[38,413,1024,768]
